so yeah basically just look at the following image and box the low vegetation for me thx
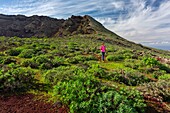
[0,34,170,113]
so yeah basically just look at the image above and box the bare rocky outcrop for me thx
[0,14,103,38]
[0,14,65,37]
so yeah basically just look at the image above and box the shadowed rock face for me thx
[0,14,97,38]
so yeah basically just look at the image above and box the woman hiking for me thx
[100,42,106,61]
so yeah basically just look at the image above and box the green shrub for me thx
[83,61,99,66]
[74,51,83,56]
[19,49,35,58]
[30,55,64,69]
[66,53,75,57]
[106,55,124,61]
[50,50,65,56]
[0,52,5,56]
[2,57,16,64]
[107,47,116,52]
[32,55,50,65]
[0,67,36,93]
[36,50,47,55]
[68,42,78,51]
[6,48,22,56]
[74,55,86,62]
[24,45,35,49]
[39,43,50,49]
[52,56,65,67]
[31,43,37,48]
[110,70,151,86]
[138,80,170,102]
[123,52,133,59]
[53,74,146,113]
[139,57,170,73]
[67,55,97,64]
[158,74,170,80]
[43,66,80,84]
[39,63,53,70]
[66,57,79,64]
[158,64,170,73]
[106,55,114,61]
[0,57,4,64]
[8,63,19,69]
[86,64,106,78]
[21,59,39,68]
[50,45,56,50]
[124,62,139,69]
[21,59,32,67]
[132,54,139,59]
[142,57,159,67]
[118,50,132,54]
[152,70,166,79]
[86,55,98,61]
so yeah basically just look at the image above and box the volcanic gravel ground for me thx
[0,93,68,113]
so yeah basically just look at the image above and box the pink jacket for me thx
[100,45,106,52]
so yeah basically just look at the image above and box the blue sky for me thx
[0,0,170,45]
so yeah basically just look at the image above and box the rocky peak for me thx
[0,14,110,38]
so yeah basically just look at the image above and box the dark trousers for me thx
[102,52,105,61]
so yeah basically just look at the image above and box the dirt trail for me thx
[0,93,68,113]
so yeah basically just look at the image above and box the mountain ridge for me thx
[0,14,116,38]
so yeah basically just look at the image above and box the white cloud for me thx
[95,17,116,25]
[111,1,125,10]
[0,0,118,18]
[101,0,170,43]
[0,0,60,16]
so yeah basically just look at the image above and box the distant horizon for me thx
[141,41,170,51]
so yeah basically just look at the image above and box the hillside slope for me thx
[0,35,170,113]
